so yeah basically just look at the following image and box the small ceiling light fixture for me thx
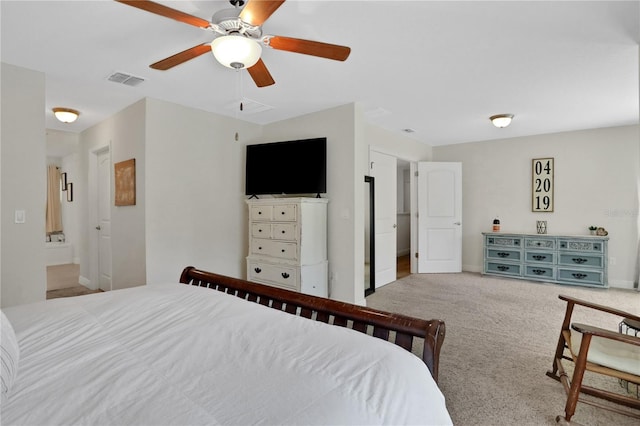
[490,114,514,128]
[211,35,262,69]
[53,107,80,123]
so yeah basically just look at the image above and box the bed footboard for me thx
[180,266,446,382]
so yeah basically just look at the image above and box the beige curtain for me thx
[46,165,62,234]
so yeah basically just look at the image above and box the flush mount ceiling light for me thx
[490,114,514,128]
[211,35,262,69]
[52,107,80,123]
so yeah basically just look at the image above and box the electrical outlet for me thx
[609,257,616,266]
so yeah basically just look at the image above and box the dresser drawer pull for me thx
[497,266,510,271]
[572,258,588,264]
[281,230,286,234]
[533,255,547,261]
[281,272,290,279]
[258,247,262,250]
[497,252,510,258]
[281,249,285,253]
[254,267,262,274]
[281,211,286,215]
[532,269,547,275]
[572,273,587,280]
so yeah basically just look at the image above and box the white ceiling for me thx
[2,1,639,147]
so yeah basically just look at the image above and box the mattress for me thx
[1,283,452,425]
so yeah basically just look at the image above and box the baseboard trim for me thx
[79,275,96,290]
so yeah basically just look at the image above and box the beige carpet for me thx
[366,272,639,426]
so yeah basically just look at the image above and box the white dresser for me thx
[246,198,328,297]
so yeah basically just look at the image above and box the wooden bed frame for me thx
[180,266,446,382]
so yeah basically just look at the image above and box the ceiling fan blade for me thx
[115,0,211,28]
[267,36,351,61]
[239,0,285,26]
[150,44,212,70]
[247,59,275,87]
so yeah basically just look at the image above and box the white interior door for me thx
[97,150,112,291]
[370,150,397,287]
[417,162,462,273]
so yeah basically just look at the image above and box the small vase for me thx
[590,230,596,235]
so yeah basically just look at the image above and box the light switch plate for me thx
[15,209,25,224]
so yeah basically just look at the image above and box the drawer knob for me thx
[497,266,509,271]
[258,229,262,232]
[254,267,262,274]
[281,272,290,279]
[281,211,285,215]
[281,230,285,234]
[533,255,546,261]
[258,247,262,250]
[281,249,285,253]
[532,269,547,275]
[572,258,587,264]
[497,252,510,258]
[258,211,262,215]
[572,273,587,279]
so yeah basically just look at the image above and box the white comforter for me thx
[2,284,452,425]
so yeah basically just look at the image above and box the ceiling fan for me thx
[115,0,351,87]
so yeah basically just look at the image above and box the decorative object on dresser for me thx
[246,197,328,296]
[532,157,554,212]
[589,225,598,235]
[536,220,547,234]
[482,233,609,288]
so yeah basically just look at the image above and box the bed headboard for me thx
[179,266,446,382]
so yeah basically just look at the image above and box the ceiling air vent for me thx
[107,72,145,87]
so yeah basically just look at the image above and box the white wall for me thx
[1,63,46,307]
[145,98,262,283]
[79,100,147,290]
[433,125,640,288]
[262,103,365,303]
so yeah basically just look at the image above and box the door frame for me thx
[88,144,111,290]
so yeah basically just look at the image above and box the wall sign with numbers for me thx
[532,158,554,212]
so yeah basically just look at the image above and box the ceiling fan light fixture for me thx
[490,114,514,128]
[211,35,262,69]
[52,107,80,123]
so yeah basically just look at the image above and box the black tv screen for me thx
[246,137,327,196]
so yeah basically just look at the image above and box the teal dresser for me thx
[482,233,609,288]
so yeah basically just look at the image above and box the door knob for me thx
[454,222,461,225]
[393,224,397,228]
[95,226,101,230]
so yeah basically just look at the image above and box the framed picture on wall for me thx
[115,158,136,206]
[532,157,554,212]
[66,182,73,202]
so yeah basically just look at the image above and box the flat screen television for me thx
[245,137,327,196]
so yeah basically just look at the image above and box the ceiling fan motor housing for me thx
[212,8,262,39]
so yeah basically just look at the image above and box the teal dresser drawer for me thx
[525,237,555,250]
[525,265,556,280]
[558,239,604,253]
[558,253,603,268]
[557,268,605,287]
[525,251,555,264]
[487,248,521,261]
[486,236,522,248]
[486,261,521,276]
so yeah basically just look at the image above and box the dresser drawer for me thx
[271,223,297,240]
[525,237,555,250]
[558,253,603,268]
[486,236,522,248]
[524,251,555,264]
[557,268,604,286]
[251,239,297,260]
[250,205,273,221]
[558,239,604,253]
[248,261,298,291]
[487,248,521,262]
[250,223,297,240]
[272,204,297,221]
[486,261,521,276]
[525,265,556,280]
